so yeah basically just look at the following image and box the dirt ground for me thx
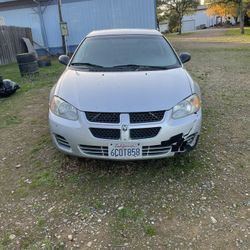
[0,29,250,249]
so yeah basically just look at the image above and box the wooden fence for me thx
[0,26,33,65]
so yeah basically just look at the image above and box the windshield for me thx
[70,35,181,71]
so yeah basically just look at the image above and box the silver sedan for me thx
[49,29,202,160]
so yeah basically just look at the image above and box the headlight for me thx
[172,94,201,119]
[50,96,78,121]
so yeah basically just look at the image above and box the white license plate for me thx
[108,143,142,159]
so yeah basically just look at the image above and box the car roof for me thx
[86,29,162,37]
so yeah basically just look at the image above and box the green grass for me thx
[165,31,195,36]
[0,59,64,129]
[0,59,63,83]
[117,207,144,221]
[37,217,46,228]
[225,27,250,36]
[167,27,250,43]
[144,225,157,237]
[33,239,54,250]
[1,233,11,247]
[0,114,22,128]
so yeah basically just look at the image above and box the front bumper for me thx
[49,109,202,160]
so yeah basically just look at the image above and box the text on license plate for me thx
[109,143,142,158]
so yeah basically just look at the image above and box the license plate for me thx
[109,143,142,159]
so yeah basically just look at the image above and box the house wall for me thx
[159,22,169,33]
[0,7,44,45]
[194,10,217,27]
[181,20,195,33]
[182,9,217,32]
[0,0,157,54]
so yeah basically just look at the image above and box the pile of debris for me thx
[0,76,20,98]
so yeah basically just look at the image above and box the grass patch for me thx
[144,225,157,236]
[15,169,59,198]
[111,207,146,244]
[166,32,195,37]
[90,200,105,210]
[167,28,250,44]
[37,217,46,228]
[225,27,250,36]
[0,114,22,128]
[117,207,144,221]
[29,134,52,155]
[1,233,11,247]
[0,60,64,85]
[0,60,64,130]
[14,186,30,198]
[29,170,58,189]
[20,237,34,249]
[29,239,54,250]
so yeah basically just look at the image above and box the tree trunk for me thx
[178,16,182,35]
[239,0,245,34]
[235,16,238,24]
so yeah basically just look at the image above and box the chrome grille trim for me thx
[79,145,108,156]
[55,134,70,149]
[142,145,171,156]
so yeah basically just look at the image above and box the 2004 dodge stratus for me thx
[49,29,202,160]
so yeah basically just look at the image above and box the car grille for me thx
[142,144,171,156]
[130,127,161,139]
[85,111,165,124]
[86,112,120,123]
[90,128,120,140]
[79,145,108,156]
[130,111,165,123]
[55,134,70,149]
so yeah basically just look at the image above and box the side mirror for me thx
[58,55,70,66]
[179,52,191,64]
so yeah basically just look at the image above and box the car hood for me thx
[55,68,192,112]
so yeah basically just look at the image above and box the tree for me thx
[168,12,181,32]
[157,0,199,34]
[207,2,238,24]
[207,3,237,17]
[206,0,250,34]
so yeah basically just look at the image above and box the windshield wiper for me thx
[70,62,104,68]
[112,64,175,70]
[70,63,180,71]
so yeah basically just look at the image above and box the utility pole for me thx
[57,0,67,54]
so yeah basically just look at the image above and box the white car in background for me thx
[49,29,202,160]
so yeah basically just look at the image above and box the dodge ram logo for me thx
[122,124,128,132]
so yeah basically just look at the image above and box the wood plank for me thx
[0,25,33,65]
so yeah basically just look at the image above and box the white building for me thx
[159,21,169,33]
[182,5,217,33]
